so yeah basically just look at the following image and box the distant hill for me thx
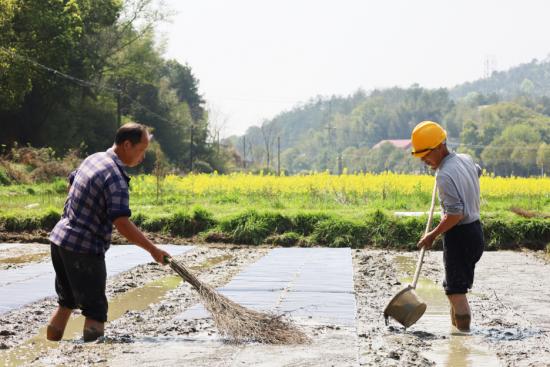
[225,57,550,176]
[450,57,550,99]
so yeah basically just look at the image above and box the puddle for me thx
[0,275,182,367]
[392,255,500,366]
[0,252,49,265]
[190,254,233,271]
[0,253,230,367]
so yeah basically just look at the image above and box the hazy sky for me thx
[159,0,550,137]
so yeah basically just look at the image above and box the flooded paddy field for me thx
[0,243,549,366]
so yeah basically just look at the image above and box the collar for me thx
[106,147,131,184]
[437,152,455,171]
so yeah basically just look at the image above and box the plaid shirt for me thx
[49,148,131,254]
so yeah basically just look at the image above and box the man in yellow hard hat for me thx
[411,121,484,332]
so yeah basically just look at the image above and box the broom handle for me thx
[411,178,438,289]
[164,256,203,290]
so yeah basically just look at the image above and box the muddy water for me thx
[0,252,49,264]
[0,252,234,367]
[0,243,49,267]
[394,255,500,366]
[0,275,183,367]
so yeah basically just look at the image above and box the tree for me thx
[536,143,550,176]
[260,122,278,170]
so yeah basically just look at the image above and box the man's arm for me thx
[417,213,463,249]
[113,217,170,263]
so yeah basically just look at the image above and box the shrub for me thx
[144,207,216,237]
[0,215,39,232]
[164,210,193,236]
[141,215,167,233]
[40,209,61,230]
[266,232,302,247]
[292,212,332,235]
[30,162,72,182]
[310,218,367,248]
[191,206,216,233]
[482,216,550,250]
[201,230,232,243]
[132,212,146,227]
[219,210,292,245]
[193,160,213,174]
[0,166,11,185]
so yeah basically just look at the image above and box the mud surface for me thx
[0,244,549,366]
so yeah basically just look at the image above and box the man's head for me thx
[114,123,150,167]
[410,121,448,169]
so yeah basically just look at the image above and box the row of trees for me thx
[0,0,228,173]
[229,83,550,176]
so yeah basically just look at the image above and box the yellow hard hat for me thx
[410,121,447,158]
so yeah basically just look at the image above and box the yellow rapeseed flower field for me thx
[131,173,550,198]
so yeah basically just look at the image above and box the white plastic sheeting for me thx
[178,248,356,326]
[0,244,193,314]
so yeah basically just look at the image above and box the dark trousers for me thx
[50,243,108,322]
[442,220,485,295]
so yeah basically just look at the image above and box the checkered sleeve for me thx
[68,170,77,186]
[104,172,131,221]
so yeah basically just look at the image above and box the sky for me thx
[158,0,550,137]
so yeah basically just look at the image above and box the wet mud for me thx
[0,244,549,366]
[0,243,49,270]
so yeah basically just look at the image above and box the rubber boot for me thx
[46,324,64,341]
[454,314,471,332]
[83,327,104,342]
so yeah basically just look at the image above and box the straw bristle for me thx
[169,258,310,344]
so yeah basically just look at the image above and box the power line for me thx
[0,46,181,130]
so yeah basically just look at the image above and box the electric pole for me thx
[116,92,121,127]
[277,136,281,176]
[242,135,246,169]
[189,124,194,171]
[216,132,220,156]
[324,100,335,172]
[338,151,343,175]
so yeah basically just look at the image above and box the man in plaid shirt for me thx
[47,123,170,342]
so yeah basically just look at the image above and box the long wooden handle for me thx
[411,178,438,289]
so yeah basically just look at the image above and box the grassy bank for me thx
[0,173,548,249]
[1,207,548,251]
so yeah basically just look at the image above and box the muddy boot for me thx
[83,327,104,342]
[454,314,471,332]
[46,324,64,341]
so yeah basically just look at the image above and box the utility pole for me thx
[189,124,194,171]
[242,136,246,169]
[337,152,343,175]
[277,136,281,176]
[216,132,220,156]
[325,123,335,172]
[116,92,121,127]
[324,100,335,172]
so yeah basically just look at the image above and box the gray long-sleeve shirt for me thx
[436,152,481,225]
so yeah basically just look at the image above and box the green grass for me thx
[0,179,549,250]
[1,178,549,219]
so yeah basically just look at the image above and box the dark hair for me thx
[115,123,148,145]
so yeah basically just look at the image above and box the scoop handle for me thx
[411,178,438,289]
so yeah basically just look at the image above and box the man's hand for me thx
[114,216,170,265]
[417,213,464,250]
[417,231,436,250]
[149,246,170,264]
